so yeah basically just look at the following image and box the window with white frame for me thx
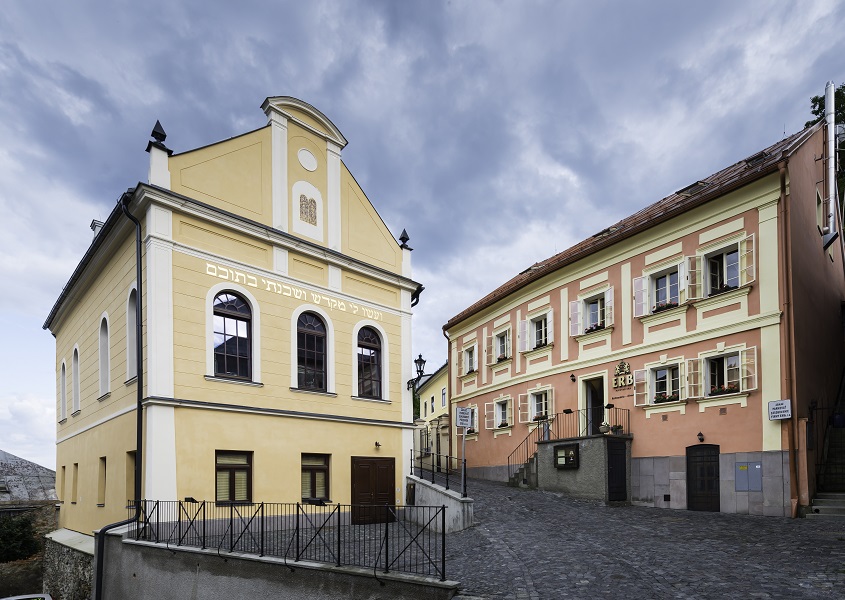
[98,316,110,397]
[71,347,80,415]
[126,288,138,380]
[441,387,447,408]
[461,345,477,375]
[430,396,435,415]
[486,328,512,364]
[633,363,684,406]
[686,347,757,398]
[59,361,67,421]
[518,388,554,422]
[570,289,614,336]
[519,311,554,352]
[686,235,755,299]
[467,406,478,433]
[634,263,685,317]
[485,397,513,429]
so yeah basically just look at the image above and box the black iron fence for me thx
[410,450,467,498]
[507,407,631,480]
[127,500,447,581]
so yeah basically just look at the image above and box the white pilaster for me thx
[328,265,342,291]
[148,146,171,189]
[146,205,174,398]
[621,262,632,345]
[273,246,289,275]
[144,404,177,500]
[327,141,342,251]
[269,110,289,232]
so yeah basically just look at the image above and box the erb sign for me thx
[768,399,792,420]
[455,407,473,429]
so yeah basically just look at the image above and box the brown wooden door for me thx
[687,444,720,512]
[351,457,395,524]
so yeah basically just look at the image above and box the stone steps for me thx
[807,492,845,518]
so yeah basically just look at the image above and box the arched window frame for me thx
[59,360,67,422]
[351,321,390,401]
[99,312,111,398]
[71,346,80,415]
[290,305,335,394]
[205,283,261,383]
[126,285,138,382]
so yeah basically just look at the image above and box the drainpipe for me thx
[823,81,839,250]
[777,160,801,517]
[94,190,145,599]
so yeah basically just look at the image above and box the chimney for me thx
[90,219,104,238]
[146,119,172,189]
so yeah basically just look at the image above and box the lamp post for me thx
[407,354,427,473]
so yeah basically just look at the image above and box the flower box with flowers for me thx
[497,354,509,362]
[465,428,476,435]
[709,284,738,297]
[652,301,679,314]
[583,323,605,335]
[653,392,680,404]
[533,413,548,422]
[498,421,509,428]
[709,384,740,397]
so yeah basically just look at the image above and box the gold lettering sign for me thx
[613,361,632,389]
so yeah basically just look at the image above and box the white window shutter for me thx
[518,394,530,423]
[677,261,687,304]
[569,300,581,337]
[739,234,756,285]
[484,402,495,429]
[678,360,686,401]
[547,310,555,344]
[686,358,703,398]
[485,335,494,366]
[518,320,529,352]
[686,256,702,300]
[547,388,555,415]
[633,369,648,406]
[604,287,614,326]
[633,276,648,318]
[506,329,512,358]
[507,400,513,424]
[457,349,464,377]
[740,346,758,392]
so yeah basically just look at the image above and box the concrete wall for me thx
[632,450,790,516]
[535,435,631,502]
[407,476,473,532]
[465,464,508,482]
[98,530,457,600]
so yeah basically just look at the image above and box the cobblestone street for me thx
[446,478,845,599]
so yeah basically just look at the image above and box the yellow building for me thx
[44,97,422,537]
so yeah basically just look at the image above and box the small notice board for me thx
[768,399,792,421]
[455,407,473,429]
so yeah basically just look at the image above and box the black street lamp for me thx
[407,353,427,390]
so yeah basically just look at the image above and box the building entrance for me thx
[351,456,395,524]
[585,378,604,435]
[686,445,720,511]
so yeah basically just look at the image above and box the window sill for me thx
[460,370,478,382]
[71,410,81,417]
[642,400,687,418]
[522,344,554,358]
[97,503,105,508]
[493,425,513,438]
[693,285,751,309]
[463,431,478,441]
[574,326,613,343]
[490,356,513,367]
[125,376,138,386]
[639,304,687,323]
[58,418,67,425]
[97,392,111,402]
[290,387,338,398]
[696,393,748,412]
[205,375,264,387]
[352,395,390,404]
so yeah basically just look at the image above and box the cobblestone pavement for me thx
[446,478,845,599]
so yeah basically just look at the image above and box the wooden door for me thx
[351,457,395,524]
[686,445,720,512]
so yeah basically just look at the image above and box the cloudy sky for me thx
[1,0,843,469]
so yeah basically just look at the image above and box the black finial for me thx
[151,120,167,143]
[399,229,412,250]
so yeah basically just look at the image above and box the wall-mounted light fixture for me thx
[375,441,382,448]
[697,432,704,443]
[605,403,614,409]
[562,408,573,415]
[570,374,576,382]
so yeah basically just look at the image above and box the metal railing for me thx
[410,450,467,497]
[506,408,631,480]
[128,500,447,581]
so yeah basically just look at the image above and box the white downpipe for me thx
[826,81,837,234]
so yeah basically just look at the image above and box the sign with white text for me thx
[455,407,473,429]
[768,399,792,420]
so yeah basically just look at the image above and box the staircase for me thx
[507,454,538,488]
[810,402,845,517]
[807,492,845,518]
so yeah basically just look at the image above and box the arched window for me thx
[60,362,67,421]
[126,288,137,380]
[297,312,326,391]
[213,292,252,379]
[72,348,80,414]
[357,327,381,399]
[99,317,110,396]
